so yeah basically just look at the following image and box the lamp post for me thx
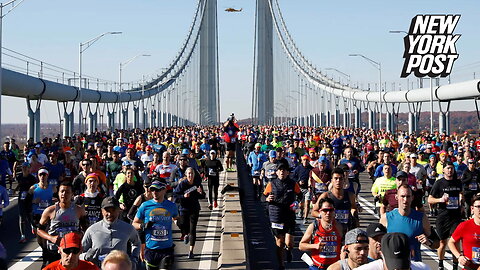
[118,54,150,128]
[0,0,26,141]
[390,30,434,133]
[349,54,382,129]
[325,67,351,84]
[79,31,122,134]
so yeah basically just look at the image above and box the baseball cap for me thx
[210,150,216,155]
[301,155,310,160]
[439,150,447,156]
[150,181,167,191]
[320,149,327,155]
[426,144,432,149]
[127,144,135,149]
[468,159,475,164]
[122,160,133,166]
[35,144,41,148]
[319,156,328,163]
[308,148,316,153]
[395,171,408,179]
[269,150,277,158]
[409,153,417,158]
[367,223,387,238]
[144,177,153,187]
[60,232,82,249]
[182,149,190,155]
[381,233,411,270]
[344,228,368,245]
[101,196,120,209]
[255,143,262,148]
[179,154,188,160]
[276,163,289,171]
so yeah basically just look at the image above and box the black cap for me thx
[101,196,120,209]
[276,163,289,171]
[381,233,411,270]
[144,177,153,187]
[395,171,408,179]
[366,223,387,238]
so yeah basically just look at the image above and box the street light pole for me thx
[349,54,382,129]
[79,31,122,134]
[0,0,26,141]
[118,54,150,129]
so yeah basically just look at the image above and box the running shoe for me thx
[188,251,194,259]
[208,204,213,210]
[19,235,26,243]
[213,200,218,208]
[184,234,190,245]
[303,218,308,225]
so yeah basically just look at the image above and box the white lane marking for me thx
[198,162,226,269]
[8,246,42,270]
[357,195,453,270]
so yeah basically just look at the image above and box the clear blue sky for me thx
[3,0,479,123]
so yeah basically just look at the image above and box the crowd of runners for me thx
[0,115,480,269]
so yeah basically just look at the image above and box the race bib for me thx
[20,191,27,200]
[231,137,237,143]
[151,225,169,242]
[320,241,338,258]
[469,183,478,191]
[39,200,49,208]
[335,209,349,224]
[208,168,217,176]
[49,179,58,186]
[446,196,460,209]
[472,247,480,264]
[271,222,284,230]
[252,171,260,177]
[315,182,327,193]
[266,169,276,179]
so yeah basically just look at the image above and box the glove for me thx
[141,221,154,231]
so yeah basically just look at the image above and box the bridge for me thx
[2,0,479,269]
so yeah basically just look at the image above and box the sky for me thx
[2,0,480,124]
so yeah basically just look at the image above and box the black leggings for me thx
[179,211,199,246]
[208,177,219,204]
[19,202,32,236]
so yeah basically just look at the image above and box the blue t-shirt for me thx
[136,199,178,250]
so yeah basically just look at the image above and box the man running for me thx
[133,181,178,270]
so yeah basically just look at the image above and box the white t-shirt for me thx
[354,259,431,270]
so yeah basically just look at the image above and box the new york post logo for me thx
[401,15,461,78]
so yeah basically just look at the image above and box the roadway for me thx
[5,169,226,270]
[235,148,453,270]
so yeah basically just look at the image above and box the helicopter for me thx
[225,7,242,12]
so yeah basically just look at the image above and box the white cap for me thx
[320,149,327,155]
[426,144,432,149]
[210,150,216,154]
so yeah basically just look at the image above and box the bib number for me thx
[20,191,27,200]
[39,200,49,208]
[208,168,217,176]
[49,179,58,186]
[335,209,349,224]
[446,196,459,209]
[271,222,284,230]
[469,183,478,191]
[472,247,480,264]
[151,225,169,242]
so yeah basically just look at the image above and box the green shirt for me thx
[371,176,396,207]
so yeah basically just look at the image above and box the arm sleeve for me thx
[128,204,139,221]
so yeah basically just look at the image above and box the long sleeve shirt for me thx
[81,219,140,267]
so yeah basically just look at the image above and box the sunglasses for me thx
[150,187,165,192]
[320,208,335,212]
[63,247,80,255]
[179,159,187,161]
[82,163,91,166]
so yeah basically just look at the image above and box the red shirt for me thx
[43,260,99,270]
[452,219,480,264]
[311,221,342,268]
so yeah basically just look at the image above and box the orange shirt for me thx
[43,260,99,270]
